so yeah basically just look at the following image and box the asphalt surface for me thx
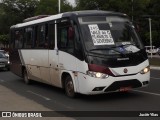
[0,69,160,120]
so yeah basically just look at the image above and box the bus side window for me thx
[57,22,74,54]
[24,27,33,49]
[36,24,48,49]
[14,29,23,49]
[48,22,55,49]
[74,24,84,60]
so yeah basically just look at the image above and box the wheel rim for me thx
[66,80,74,97]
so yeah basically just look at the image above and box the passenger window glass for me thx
[57,20,74,54]
[24,27,33,48]
[60,28,68,48]
[48,23,55,49]
[14,30,23,49]
[36,24,48,48]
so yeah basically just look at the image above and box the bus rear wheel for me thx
[23,69,30,84]
[65,76,76,98]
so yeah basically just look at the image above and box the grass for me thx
[149,57,160,66]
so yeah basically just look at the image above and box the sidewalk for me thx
[0,84,74,120]
[150,66,160,70]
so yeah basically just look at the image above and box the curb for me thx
[150,66,160,70]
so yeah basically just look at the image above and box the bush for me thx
[0,34,9,48]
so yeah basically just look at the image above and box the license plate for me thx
[119,86,132,92]
[0,64,5,67]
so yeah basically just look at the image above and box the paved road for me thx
[0,70,160,120]
[148,55,160,58]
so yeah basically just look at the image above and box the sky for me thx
[67,0,76,7]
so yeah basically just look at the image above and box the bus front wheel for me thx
[65,76,76,98]
[23,69,30,84]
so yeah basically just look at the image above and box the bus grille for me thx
[0,62,5,64]
[104,79,142,92]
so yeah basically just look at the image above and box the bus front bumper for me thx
[77,71,150,95]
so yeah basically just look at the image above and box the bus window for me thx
[14,30,23,49]
[74,24,84,60]
[57,22,74,54]
[35,24,48,48]
[48,22,55,49]
[24,27,33,48]
[36,25,45,48]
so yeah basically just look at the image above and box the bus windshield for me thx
[79,16,144,55]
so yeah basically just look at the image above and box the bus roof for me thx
[10,10,127,29]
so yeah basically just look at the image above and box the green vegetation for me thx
[149,57,160,66]
[0,0,160,48]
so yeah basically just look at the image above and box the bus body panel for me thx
[77,60,150,94]
[58,51,80,92]
[19,49,81,90]
[13,14,63,28]
[49,50,60,87]
[20,49,50,83]
[110,60,149,76]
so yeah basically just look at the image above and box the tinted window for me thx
[48,22,55,49]
[14,29,24,49]
[57,19,74,54]
[24,27,33,48]
[35,24,48,48]
[0,53,5,58]
[79,16,143,55]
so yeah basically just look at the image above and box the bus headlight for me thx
[87,71,109,79]
[96,72,102,78]
[140,66,150,74]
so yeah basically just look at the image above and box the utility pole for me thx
[58,0,61,13]
[131,0,134,22]
[149,18,152,58]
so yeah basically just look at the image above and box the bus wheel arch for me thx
[61,72,76,98]
[22,67,31,84]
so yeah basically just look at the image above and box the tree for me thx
[35,0,58,15]
[0,0,39,47]
[0,0,160,47]
[61,0,74,13]
[0,34,9,48]
[75,0,149,20]
[35,0,73,15]
[1,0,38,22]
[0,0,38,34]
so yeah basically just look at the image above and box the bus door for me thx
[57,19,77,87]
[48,22,61,87]
[49,50,60,87]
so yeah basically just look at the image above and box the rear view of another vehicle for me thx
[145,46,157,55]
[0,53,10,71]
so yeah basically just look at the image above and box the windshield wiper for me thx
[115,43,137,48]
[89,47,125,55]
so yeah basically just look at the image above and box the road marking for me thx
[0,79,4,82]
[151,77,160,80]
[27,91,51,101]
[132,90,160,97]
[27,91,73,109]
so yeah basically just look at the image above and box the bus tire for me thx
[23,69,30,85]
[64,76,76,98]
